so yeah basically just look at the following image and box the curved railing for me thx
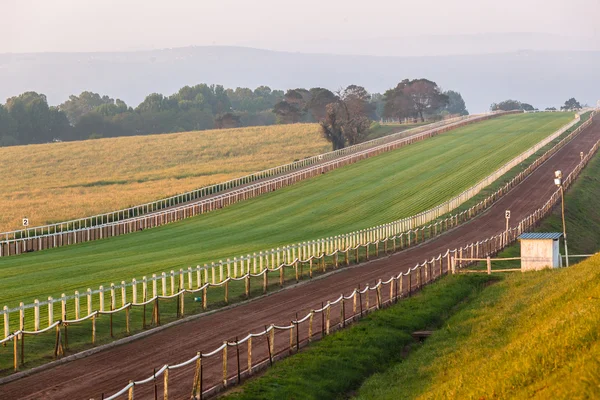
[1,115,473,242]
[1,111,588,339]
[0,112,513,256]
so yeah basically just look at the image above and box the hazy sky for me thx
[3,0,600,53]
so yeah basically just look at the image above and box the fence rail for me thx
[0,114,478,243]
[96,123,600,399]
[0,112,517,256]
[0,113,597,398]
[1,112,592,343]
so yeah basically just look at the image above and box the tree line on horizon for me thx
[490,98,584,112]
[0,80,469,148]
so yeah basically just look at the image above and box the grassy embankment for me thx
[0,113,574,373]
[223,122,600,399]
[0,124,329,232]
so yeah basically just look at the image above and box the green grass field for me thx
[223,274,497,400]
[0,113,573,310]
[225,139,600,399]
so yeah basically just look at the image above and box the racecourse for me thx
[0,113,573,310]
[1,112,596,400]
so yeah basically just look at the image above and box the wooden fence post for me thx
[487,256,492,275]
[34,300,39,331]
[164,367,169,400]
[308,311,314,342]
[325,302,331,335]
[247,337,253,375]
[48,297,53,326]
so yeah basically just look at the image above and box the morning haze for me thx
[1,0,599,123]
[3,0,599,54]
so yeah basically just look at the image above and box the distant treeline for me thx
[0,81,469,147]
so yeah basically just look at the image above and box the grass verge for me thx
[222,274,498,400]
[356,253,600,400]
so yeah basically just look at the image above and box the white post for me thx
[87,289,92,315]
[4,305,10,338]
[99,286,105,312]
[132,279,138,303]
[121,282,127,306]
[170,271,175,295]
[74,291,80,320]
[34,299,40,331]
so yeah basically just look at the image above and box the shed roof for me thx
[518,232,563,240]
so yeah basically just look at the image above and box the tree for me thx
[320,103,346,150]
[272,101,302,124]
[383,80,412,121]
[214,113,241,129]
[0,104,18,146]
[59,92,115,125]
[319,85,373,149]
[306,88,336,121]
[561,98,582,111]
[402,79,448,122]
[443,90,469,115]
[490,100,538,112]
[545,107,557,111]
[135,93,174,113]
[5,92,72,143]
[521,103,535,111]
[370,93,385,120]
[383,79,448,122]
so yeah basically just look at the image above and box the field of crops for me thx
[0,123,329,232]
[0,113,573,309]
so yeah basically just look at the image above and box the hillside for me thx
[0,123,328,231]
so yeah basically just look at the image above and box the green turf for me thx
[224,135,600,400]
[352,131,600,399]
[0,113,573,310]
[222,274,497,400]
[355,259,600,400]
[364,122,427,141]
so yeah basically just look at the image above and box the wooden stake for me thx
[222,342,228,387]
[164,368,169,400]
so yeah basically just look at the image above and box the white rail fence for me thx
[0,112,514,256]
[98,121,600,400]
[1,115,475,243]
[1,112,592,343]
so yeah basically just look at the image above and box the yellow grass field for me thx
[0,124,329,232]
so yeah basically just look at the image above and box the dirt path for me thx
[1,116,598,400]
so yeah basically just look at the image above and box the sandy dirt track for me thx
[1,116,599,400]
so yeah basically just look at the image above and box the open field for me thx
[0,113,574,308]
[0,124,329,232]
[0,113,596,400]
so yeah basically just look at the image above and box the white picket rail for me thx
[1,111,590,338]
[0,112,511,256]
[1,114,475,242]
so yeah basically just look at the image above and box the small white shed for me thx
[518,232,562,271]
